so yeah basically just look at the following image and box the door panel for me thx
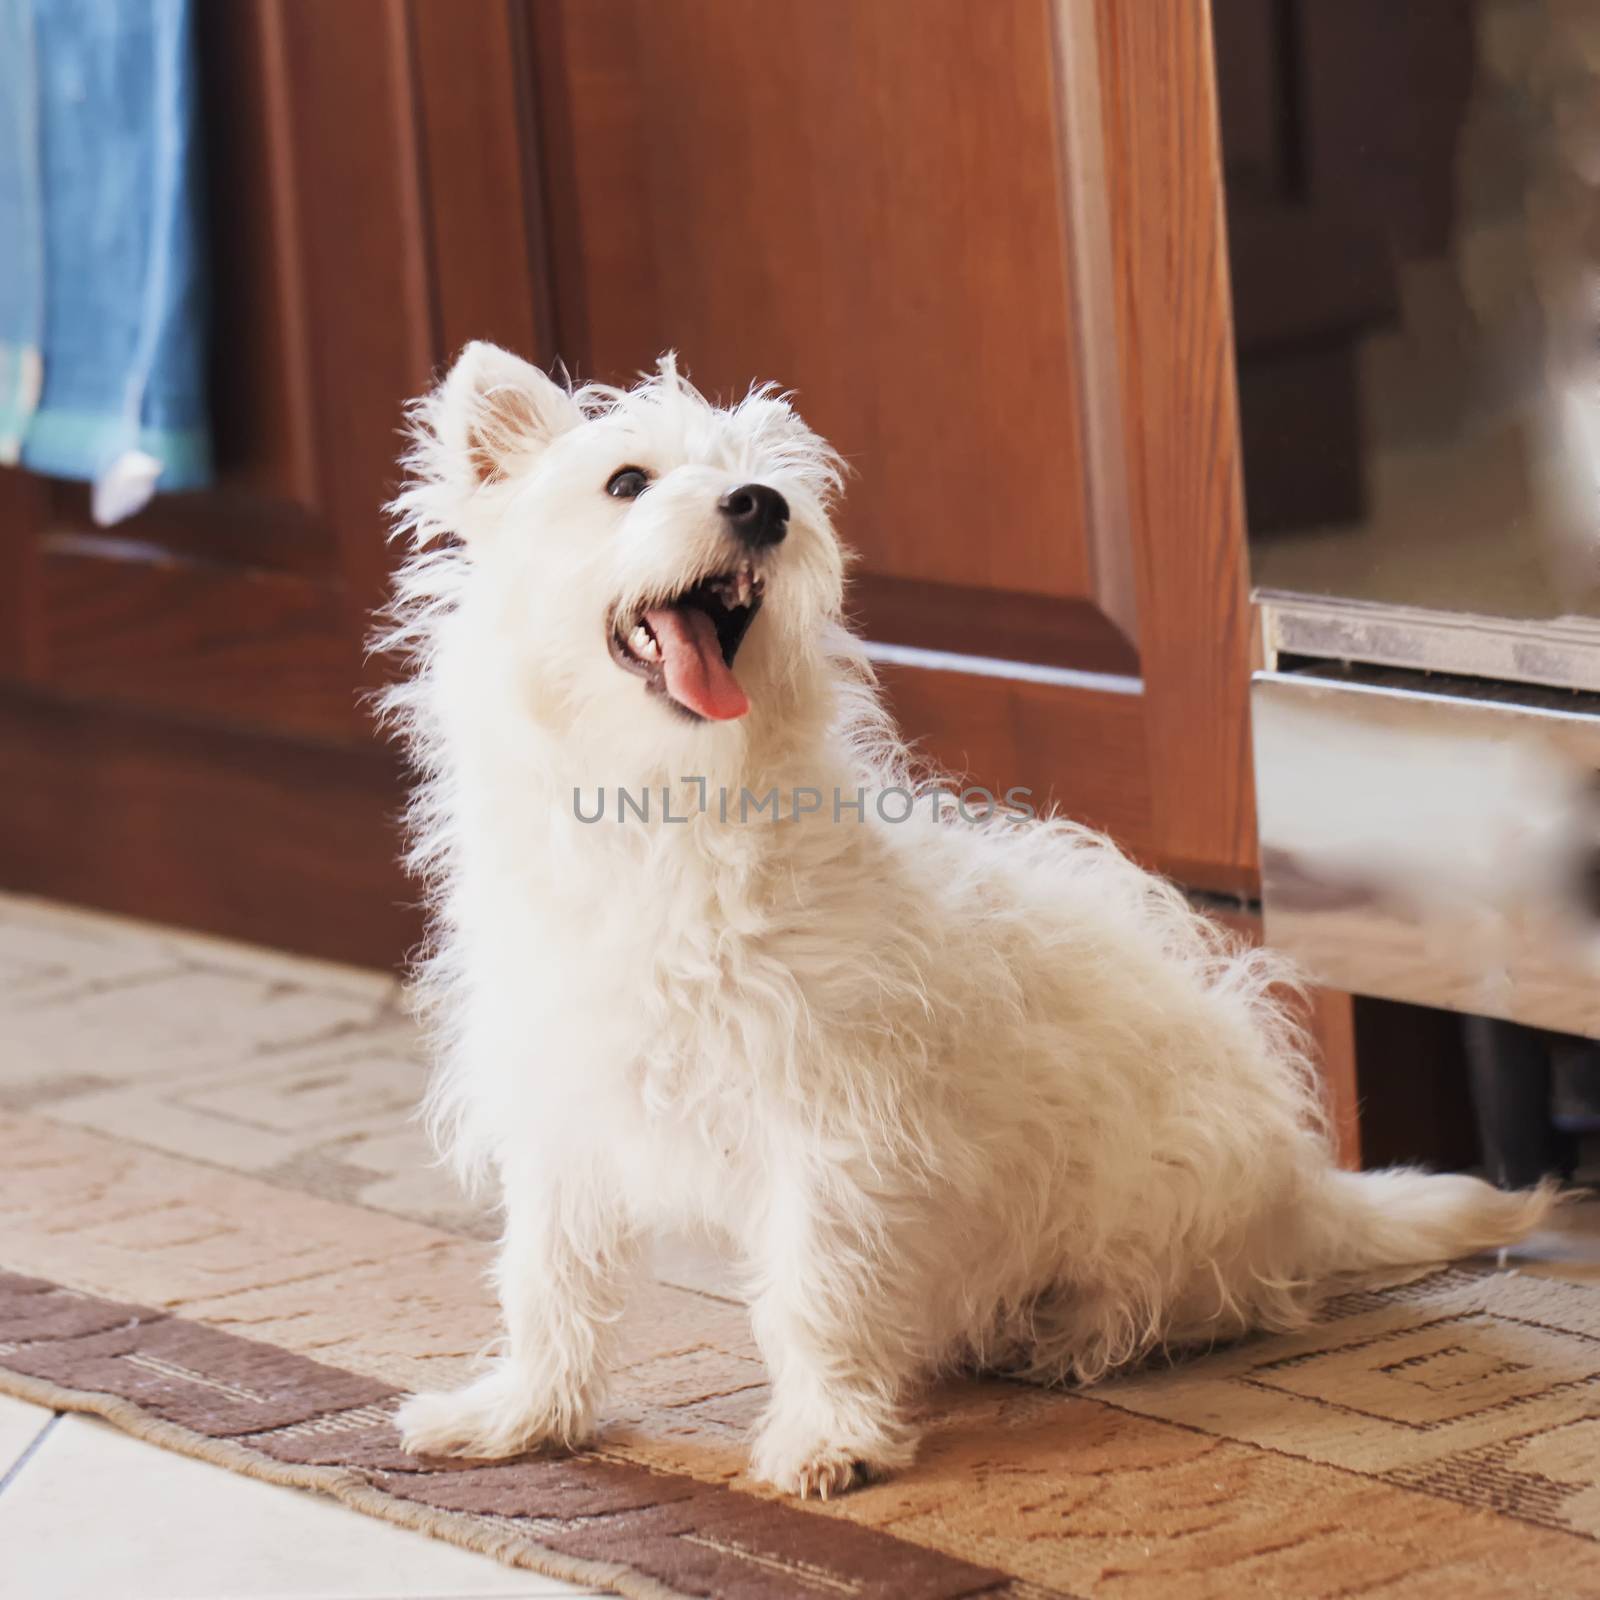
[1,0,438,731]
[527,0,1254,885]
[0,0,445,962]
[534,0,1102,606]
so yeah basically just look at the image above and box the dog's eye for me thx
[605,466,650,500]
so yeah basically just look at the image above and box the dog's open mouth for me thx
[607,559,765,722]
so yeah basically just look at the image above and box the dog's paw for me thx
[396,1366,593,1460]
[750,1424,912,1500]
[769,1442,867,1500]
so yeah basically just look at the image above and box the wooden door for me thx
[512,0,1257,890]
[0,0,458,964]
[0,0,1256,970]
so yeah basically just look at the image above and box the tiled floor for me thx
[0,1395,606,1600]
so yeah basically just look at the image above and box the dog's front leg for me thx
[397,1166,634,1459]
[747,1196,920,1499]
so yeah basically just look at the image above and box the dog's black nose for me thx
[718,483,789,548]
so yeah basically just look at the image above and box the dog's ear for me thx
[440,341,580,487]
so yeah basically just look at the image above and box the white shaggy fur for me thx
[382,343,1555,1499]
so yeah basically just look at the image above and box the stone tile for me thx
[0,1392,54,1479]
[0,1413,604,1598]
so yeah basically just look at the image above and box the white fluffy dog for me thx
[384,343,1553,1498]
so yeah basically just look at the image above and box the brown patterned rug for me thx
[3,892,1599,1598]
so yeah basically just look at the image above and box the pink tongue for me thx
[644,605,749,721]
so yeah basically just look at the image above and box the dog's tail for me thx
[1307,1166,1559,1278]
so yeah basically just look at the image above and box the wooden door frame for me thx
[1084,0,1257,888]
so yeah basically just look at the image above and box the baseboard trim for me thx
[0,689,422,970]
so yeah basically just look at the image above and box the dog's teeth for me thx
[629,622,659,660]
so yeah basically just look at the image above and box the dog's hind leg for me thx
[398,1164,636,1459]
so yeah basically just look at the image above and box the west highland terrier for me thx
[383,343,1552,1498]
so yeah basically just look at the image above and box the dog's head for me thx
[397,342,848,744]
